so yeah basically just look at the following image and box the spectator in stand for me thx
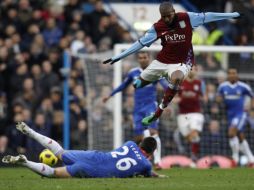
[201,119,223,155]
[26,112,52,157]
[42,18,63,47]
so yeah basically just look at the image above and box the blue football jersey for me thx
[110,67,167,111]
[63,141,152,178]
[217,81,253,118]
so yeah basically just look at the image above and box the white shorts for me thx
[177,113,204,137]
[141,59,191,82]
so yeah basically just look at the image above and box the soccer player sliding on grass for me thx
[2,122,166,178]
[103,1,242,126]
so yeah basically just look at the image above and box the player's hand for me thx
[102,96,110,103]
[234,12,244,19]
[158,174,168,178]
[102,58,120,65]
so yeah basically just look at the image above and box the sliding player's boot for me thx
[16,121,30,135]
[2,155,27,164]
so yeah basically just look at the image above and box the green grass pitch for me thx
[0,167,253,190]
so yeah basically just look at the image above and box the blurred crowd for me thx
[0,0,132,159]
[0,0,254,162]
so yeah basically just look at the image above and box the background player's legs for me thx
[187,130,200,161]
[228,127,240,164]
[239,133,254,164]
[16,122,64,159]
[187,113,204,161]
[150,129,161,168]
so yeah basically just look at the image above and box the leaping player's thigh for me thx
[177,114,190,137]
[189,113,205,132]
[141,60,165,82]
[167,64,191,79]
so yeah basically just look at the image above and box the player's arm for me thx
[187,12,241,28]
[150,170,168,178]
[215,84,224,103]
[102,74,133,103]
[200,80,206,101]
[242,83,254,107]
[103,27,157,65]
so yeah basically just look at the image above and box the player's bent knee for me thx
[170,70,185,81]
[54,167,72,178]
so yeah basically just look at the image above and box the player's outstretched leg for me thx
[2,154,56,177]
[229,136,240,164]
[142,86,178,126]
[2,155,27,164]
[16,122,64,158]
[239,139,254,166]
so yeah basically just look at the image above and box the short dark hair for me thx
[227,67,238,73]
[139,137,157,154]
[159,1,173,13]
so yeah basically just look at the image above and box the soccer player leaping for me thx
[103,1,242,126]
[2,122,166,178]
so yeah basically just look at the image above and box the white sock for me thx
[229,136,240,163]
[152,134,161,164]
[240,140,254,163]
[22,161,55,177]
[143,129,151,137]
[26,128,63,156]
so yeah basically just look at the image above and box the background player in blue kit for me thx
[217,68,254,166]
[2,122,165,178]
[103,52,167,169]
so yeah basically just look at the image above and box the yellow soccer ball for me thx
[39,149,58,166]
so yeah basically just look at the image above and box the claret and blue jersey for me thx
[217,81,254,130]
[111,12,240,62]
[62,141,152,178]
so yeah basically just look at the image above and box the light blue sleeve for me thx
[112,26,157,61]
[139,26,157,47]
[187,12,240,28]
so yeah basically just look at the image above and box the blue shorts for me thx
[62,150,94,178]
[133,102,158,135]
[228,112,247,132]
